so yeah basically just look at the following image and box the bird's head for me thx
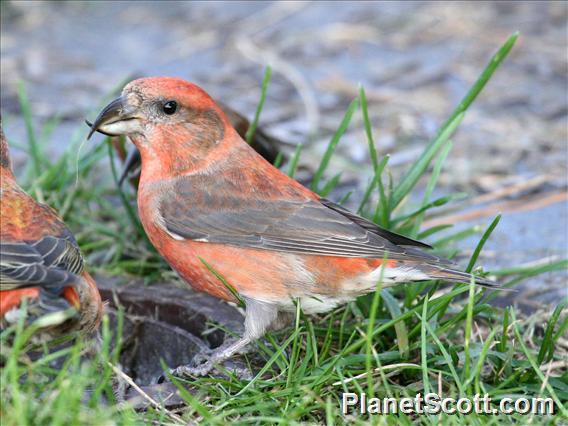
[87,77,232,174]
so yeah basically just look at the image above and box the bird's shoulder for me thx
[0,184,84,291]
[1,184,71,242]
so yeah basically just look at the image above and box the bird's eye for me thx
[162,100,177,115]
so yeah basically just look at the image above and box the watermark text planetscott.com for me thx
[341,392,555,415]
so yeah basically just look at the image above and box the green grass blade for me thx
[433,225,482,248]
[272,151,284,168]
[310,98,359,192]
[358,84,379,172]
[466,214,501,273]
[372,165,391,227]
[236,330,300,396]
[199,257,245,308]
[287,143,303,178]
[165,370,216,423]
[390,111,464,210]
[411,141,453,235]
[498,307,510,353]
[381,289,409,358]
[357,155,389,214]
[390,32,519,210]
[356,82,394,226]
[245,66,272,144]
[17,81,44,179]
[422,317,465,395]
[490,258,568,276]
[344,286,471,354]
[467,328,497,393]
[512,311,567,417]
[106,139,147,239]
[285,299,303,392]
[537,298,568,364]
[417,224,453,240]
[338,191,352,205]
[442,32,519,135]
[393,193,467,226]
[319,172,342,197]
[462,277,477,383]
[420,294,431,396]
[365,261,385,397]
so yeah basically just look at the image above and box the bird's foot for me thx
[170,360,215,378]
[163,336,253,381]
[167,356,252,380]
[188,347,214,367]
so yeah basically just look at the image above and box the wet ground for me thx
[1,1,567,310]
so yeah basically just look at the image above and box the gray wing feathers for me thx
[319,198,433,249]
[0,236,83,291]
[160,191,442,263]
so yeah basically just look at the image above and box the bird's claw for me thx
[158,337,255,382]
[160,355,253,382]
[170,360,215,378]
[190,350,213,367]
[156,352,211,382]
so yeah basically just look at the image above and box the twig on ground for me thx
[108,362,184,424]
[332,363,420,386]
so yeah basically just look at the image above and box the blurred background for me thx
[1,1,566,309]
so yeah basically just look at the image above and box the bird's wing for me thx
[0,234,84,291]
[158,185,443,263]
[319,198,432,249]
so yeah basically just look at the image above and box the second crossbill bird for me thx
[0,123,102,341]
[88,77,497,376]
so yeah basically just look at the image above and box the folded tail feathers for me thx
[423,266,499,288]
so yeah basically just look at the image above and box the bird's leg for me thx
[191,333,253,366]
[171,298,278,378]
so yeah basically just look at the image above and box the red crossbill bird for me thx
[88,77,497,376]
[0,123,102,342]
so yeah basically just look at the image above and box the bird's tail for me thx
[421,265,499,288]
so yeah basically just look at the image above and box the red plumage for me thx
[89,77,496,376]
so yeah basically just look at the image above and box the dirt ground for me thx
[1,1,566,310]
